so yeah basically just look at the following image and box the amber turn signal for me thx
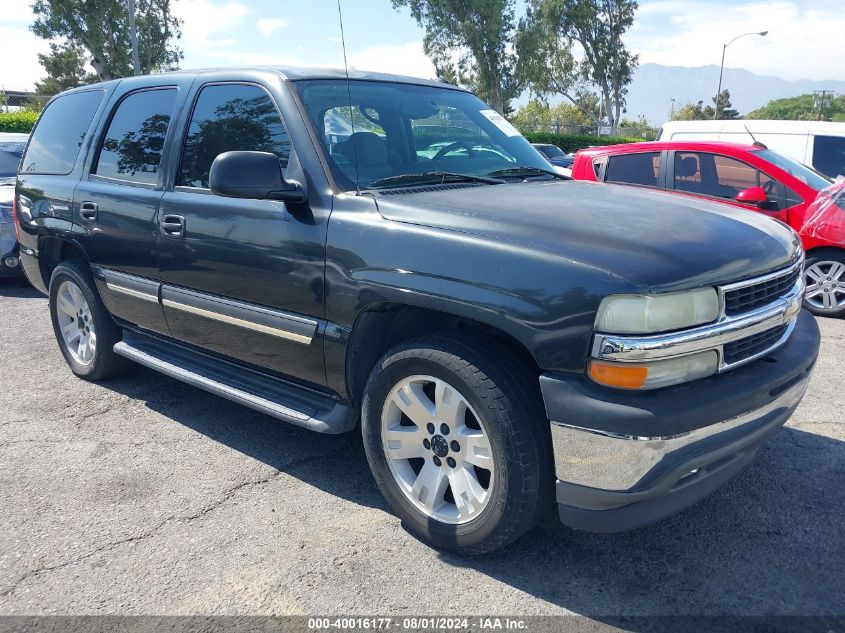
[588,360,649,389]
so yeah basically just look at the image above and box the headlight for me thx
[589,351,718,390]
[595,288,719,334]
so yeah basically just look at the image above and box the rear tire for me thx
[361,334,554,555]
[49,260,129,380]
[804,250,845,318]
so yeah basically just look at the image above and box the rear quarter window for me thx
[21,90,105,175]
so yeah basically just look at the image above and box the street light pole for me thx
[714,30,768,120]
[126,0,141,76]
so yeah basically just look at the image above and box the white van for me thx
[656,120,845,178]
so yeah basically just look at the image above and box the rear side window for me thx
[94,88,178,185]
[21,90,104,175]
[812,135,845,179]
[605,152,660,187]
[179,83,290,189]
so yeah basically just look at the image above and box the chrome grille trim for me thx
[592,259,805,373]
[718,257,804,318]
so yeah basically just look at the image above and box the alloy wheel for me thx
[805,261,845,312]
[55,280,97,365]
[380,375,494,524]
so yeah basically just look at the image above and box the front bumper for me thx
[541,309,820,533]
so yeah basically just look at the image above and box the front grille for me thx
[724,266,801,316]
[723,324,788,365]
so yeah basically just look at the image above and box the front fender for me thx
[324,202,631,377]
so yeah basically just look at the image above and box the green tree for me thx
[672,90,741,121]
[672,100,706,121]
[31,0,182,84]
[391,0,520,114]
[747,93,845,122]
[34,42,97,95]
[519,0,639,134]
[711,89,740,120]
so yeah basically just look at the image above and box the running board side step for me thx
[114,331,356,434]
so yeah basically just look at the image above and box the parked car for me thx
[0,132,28,280]
[16,68,818,554]
[656,119,845,179]
[571,140,845,317]
[531,143,574,169]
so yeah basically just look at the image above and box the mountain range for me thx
[625,63,845,126]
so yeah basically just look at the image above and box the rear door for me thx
[73,81,186,335]
[156,79,328,386]
[16,89,108,292]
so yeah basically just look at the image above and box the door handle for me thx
[160,214,186,238]
[79,201,98,222]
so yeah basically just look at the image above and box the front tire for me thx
[361,334,553,555]
[49,260,129,380]
[804,250,845,317]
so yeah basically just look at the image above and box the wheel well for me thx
[345,303,539,407]
[805,246,845,263]
[38,237,87,288]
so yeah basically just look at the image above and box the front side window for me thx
[674,152,763,199]
[21,90,104,175]
[179,84,291,189]
[295,79,549,190]
[605,152,660,187]
[94,88,177,185]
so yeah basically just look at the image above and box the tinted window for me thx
[179,84,290,188]
[94,88,177,185]
[674,152,787,207]
[811,137,845,179]
[0,142,25,179]
[21,90,104,175]
[605,152,660,187]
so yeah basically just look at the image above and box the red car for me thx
[572,141,845,317]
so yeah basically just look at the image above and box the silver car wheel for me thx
[805,261,845,312]
[381,375,494,525]
[56,280,97,365]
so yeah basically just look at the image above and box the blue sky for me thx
[1,0,842,92]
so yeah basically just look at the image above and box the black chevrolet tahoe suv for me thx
[14,67,819,554]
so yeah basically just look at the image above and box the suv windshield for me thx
[295,80,550,190]
[756,149,832,191]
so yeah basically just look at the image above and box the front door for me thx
[157,81,327,386]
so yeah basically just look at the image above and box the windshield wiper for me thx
[369,171,504,189]
[487,166,570,180]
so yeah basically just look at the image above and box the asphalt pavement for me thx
[1,280,843,617]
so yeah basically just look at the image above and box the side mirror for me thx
[735,186,770,209]
[209,151,307,203]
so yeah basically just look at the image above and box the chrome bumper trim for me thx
[550,376,809,492]
[592,273,804,372]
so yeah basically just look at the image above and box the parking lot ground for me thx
[0,281,843,617]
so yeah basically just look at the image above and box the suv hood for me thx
[374,180,801,293]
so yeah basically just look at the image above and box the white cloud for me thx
[629,1,845,81]
[256,18,289,37]
[173,0,251,51]
[347,41,436,79]
[0,23,51,91]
